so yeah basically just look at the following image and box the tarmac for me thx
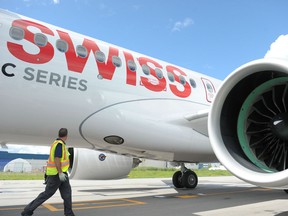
[0,176,288,216]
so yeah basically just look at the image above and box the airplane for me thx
[1,8,288,190]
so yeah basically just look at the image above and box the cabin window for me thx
[179,75,186,85]
[142,64,150,75]
[34,33,48,47]
[167,72,175,82]
[189,78,197,88]
[9,26,24,40]
[155,68,163,79]
[95,50,106,63]
[128,60,137,71]
[112,56,122,67]
[56,39,68,52]
[76,45,87,58]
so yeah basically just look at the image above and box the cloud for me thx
[22,0,60,7]
[172,18,194,32]
[52,0,60,4]
[264,35,288,60]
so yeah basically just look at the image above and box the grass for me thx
[0,167,231,180]
[0,172,44,180]
[128,167,231,178]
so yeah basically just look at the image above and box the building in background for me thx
[0,151,48,172]
[4,158,32,172]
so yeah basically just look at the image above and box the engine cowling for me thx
[68,148,135,180]
[209,58,288,188]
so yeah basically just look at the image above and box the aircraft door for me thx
[201,78,216,103]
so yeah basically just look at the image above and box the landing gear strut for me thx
[172,163,198,189]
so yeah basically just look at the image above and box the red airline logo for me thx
[7,19,199,98]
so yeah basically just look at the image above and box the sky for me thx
[1,0,288,153]
[2,0,288,80]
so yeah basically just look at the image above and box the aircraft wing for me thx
[184,110,209,137]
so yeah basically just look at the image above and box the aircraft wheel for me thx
[284,189,288,194]
[182,170,198,188]
[172,171,183,188]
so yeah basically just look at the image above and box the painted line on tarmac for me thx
[42,198,146,212]
[166,188,272,199]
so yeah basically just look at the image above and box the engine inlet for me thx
[237,77,288,172]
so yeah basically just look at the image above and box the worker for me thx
[21,128,75,216]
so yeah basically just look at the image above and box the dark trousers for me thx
[22,173,74,216]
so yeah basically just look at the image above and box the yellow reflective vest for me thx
[46,139,70,176]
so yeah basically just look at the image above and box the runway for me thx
[0,176,287,216]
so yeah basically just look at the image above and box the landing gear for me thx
[182,170,198,188]
[172,171,183,188]
[172,163,198,189]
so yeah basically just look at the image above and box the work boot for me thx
[21,211,32,216]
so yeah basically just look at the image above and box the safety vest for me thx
[46,139,70,176]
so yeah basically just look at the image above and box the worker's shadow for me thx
[275,212,288,216]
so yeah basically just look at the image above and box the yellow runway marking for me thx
[177,195,199,199]
[42,198,146,212]
[0,188,273,212]
[175,188,272,199]
[42,203,59,212]
[122,198,147,205]
[0,199,145,212]
[251,188,272,191]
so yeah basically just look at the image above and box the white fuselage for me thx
[0,9,221,163]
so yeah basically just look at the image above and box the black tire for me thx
[284,189,288,194]
[182,170,198,188]
[172,171,184,188]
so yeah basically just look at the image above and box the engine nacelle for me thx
[209,58,288,188]
[68,148,135,180]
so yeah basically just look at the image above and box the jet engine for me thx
[209,58,288,188]
[68,148,136,180]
